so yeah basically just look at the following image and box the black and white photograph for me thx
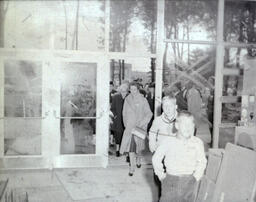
[0,0,256,202]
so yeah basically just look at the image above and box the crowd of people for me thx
[109,80,209,202]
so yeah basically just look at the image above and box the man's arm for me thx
[148,118,159,153]
[110,95,117,116]
[193,139,207,181]
[138,98,153,128]
[152,143,168,180]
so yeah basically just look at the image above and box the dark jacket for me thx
[110,93,126,133]
[146,92,155,132]
[175,89,188,111]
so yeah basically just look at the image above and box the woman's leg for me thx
[129,152,136,175]
[136,152,141,168]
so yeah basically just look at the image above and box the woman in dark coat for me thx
[110,83,129,156]
[120,82,152,176]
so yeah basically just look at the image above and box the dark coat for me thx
[109,89,117,103]
[110,93,126,133]
[146,92,155,132]
[146,92,155,113]
[175,90,188,111]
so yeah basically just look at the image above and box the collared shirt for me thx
[149,113,176,153]
[152,136,207,181]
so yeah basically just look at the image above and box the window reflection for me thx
[60,62,96,154]
[163,43,215,90]
[1,0,105,50]
[163,43,215,143]
[224,1,256,44]
[4,60,42,155]
[109,58,154,86]
[110,0,157,54]
[54,0,105,51]
[222,103,241,124]
[164,0,217,41]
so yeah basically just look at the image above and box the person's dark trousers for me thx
[160,174,196,202]
[153,172,161,199]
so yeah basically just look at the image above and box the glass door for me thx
[51,54,109,168]
[0,51,109,169]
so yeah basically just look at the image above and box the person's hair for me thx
[129,81,140,89]
[162,94,176,106]
[118,83,128,92]
[162,93,176,101]
[175,82,182,91]
[176,110,195,124]
[149,82,155,88]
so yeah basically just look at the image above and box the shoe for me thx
[128,172,133,176]
[126,156,130,163]
[116,151,120,157]
[136,164,141,168]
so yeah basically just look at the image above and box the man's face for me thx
[120,84,128,94]
[130,85,139,96]
[149,87,155,95]
[162,99,176,119]
[176,116,195,139]
[110,84,114,92]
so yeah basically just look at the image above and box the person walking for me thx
[152,111,207,202]
[110,83,129,157]
[120,82,152,176]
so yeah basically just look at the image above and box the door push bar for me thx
[54,110,105,119]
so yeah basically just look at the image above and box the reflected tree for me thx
[164,1,217,86]
[62,0,68,49]
[0,1,9,47]
[110,0,138,52]
[139,0,157,54]
[224,2,256,66]
[138,0,157,82]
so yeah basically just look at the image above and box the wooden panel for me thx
[155,0,165,116]
[235,126,256,150]
[219,123,236,128]
[212,143,256,202]
[196,176,215,202]
[222,68,241,76]
[213,0,224,148]
[0,180,8,202]
[220,96,241,103]
[205,149,224,182]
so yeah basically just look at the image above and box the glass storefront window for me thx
[1,0,105,51]
[163,43,215,139]
[164,0,217,41]
[54,0,105,51]
[4,60,42,155]
[163,43,216,89]
[224,1,256,43]
[110,0,157,54]
[109,58,154,86]
[60,62,97,154]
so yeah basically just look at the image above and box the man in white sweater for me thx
[152,111,207,202]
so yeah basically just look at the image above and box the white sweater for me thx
[152,136,207,181]
[148,113,176,153]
